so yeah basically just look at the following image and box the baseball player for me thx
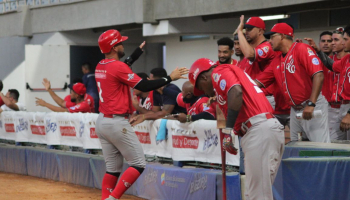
[173,81,216,123]
[216,37,238,65]
[132,72,154,114]
[36,82,91,113]
[189,58,284,200]
[315,25,350,139]
[255,23,330,143]
[94,29,188,200]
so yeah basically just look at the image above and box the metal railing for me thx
[0,0,81,13]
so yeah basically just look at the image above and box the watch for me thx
[307,101,316,107]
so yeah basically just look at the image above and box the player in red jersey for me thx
[316,25,350,139]
[132,72,154,113]
[0,80,4,107]
[256,23,330,143]
[233,34,245,68]
[216,37,238,65]
[95,30,188,200]
[173,81,215,123]
[36,82,91,113]
[189,58,284,200]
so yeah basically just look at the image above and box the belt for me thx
[292,105,305,110]
[103,114,129,119]
[342,100,350,104]
[329,102,341,108]
[241,113,275,134]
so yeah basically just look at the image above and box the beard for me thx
[118,51,125,59]
[183,96,197,104]
[70,98,77,103]
[219,57,230,64]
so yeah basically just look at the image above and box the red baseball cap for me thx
[264,23,294,39]
[189,58,216,96]
[244,17,265,30]
[69,83,86,96]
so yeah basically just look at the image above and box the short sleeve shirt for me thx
[137,91,154,111]
[95,59,142,115]
[67,101,91,113]
[1,102,26,111]
[65,94,95,112]
[153,84,187,114]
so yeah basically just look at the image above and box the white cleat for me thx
[105,195,119,200]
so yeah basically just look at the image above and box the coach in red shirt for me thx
[255,23,330,143]
[189,58,284,200]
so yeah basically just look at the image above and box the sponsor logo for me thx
[60,126,76,137]
[95,73,106,79]
[172,135,199,149]
[212,73,221,83]
[193,68,200,80]
[286,56,296,73]
[135,131,151,144]
[202,103,210,111]
[143,168,158,186]
[257,49,264,56]
[220,79,226,91]
[5,123,15,133]
[69,106,76,110]
[312,57,319,65]
[277,65,280,69]
[17,118,28,132]
[90,128,98,138]
[46,119,57,133]
[161,172,166,185]
[190,173,208,194]
[79,121,84,137]
[128,73,134,80]
[160,172,186,188]
[30,125,45,135]
[307,48,315,56]
[110,38,118,46]
[263,46,269,53]
[203,129,218,150]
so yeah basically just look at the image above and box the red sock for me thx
[101,173,119,200]
[111,167,141,199]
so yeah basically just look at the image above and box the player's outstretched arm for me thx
[42,78,66,108]
[124,41,146,67]
[35,97,68,112]
[236,15,255,61]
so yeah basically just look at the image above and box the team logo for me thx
[128,73,134,80]
[123,180,132,188]
[220,79,226,91]
[248,60,253,65]
[161,172,166,185]
[307,48,315,56]
[286,56,296,73]
[277,65,280,69]
[257,49,264,57]
[193,68,200,80]
[110,39,118,45]
[263,46,269,53]
[212,73,221,83]
[312,58,319,65]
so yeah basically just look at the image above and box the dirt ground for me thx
[0,172,145,200]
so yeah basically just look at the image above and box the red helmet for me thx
[98,30,128,54]
[189,58,216,96]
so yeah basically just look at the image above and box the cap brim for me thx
[68,83,73,90]
[193,87,205,96]
[264,32,276,39]
[244,24,256,29]
[121,36,128,42]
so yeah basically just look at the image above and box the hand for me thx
[302,106,314,120]
[207,96,217,106]
[35,97,47,107]
[295,38,304,43]
[169,67,189,81]
[173,113,187,123]
[304,38,320,52]
[222,133,238,155]
[129,114,145,126]
[340,113,350,132]
[42,78,51,91]
[235,15,245,34]
[139,41,146,50]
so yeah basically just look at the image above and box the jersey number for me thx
[244,72,263,94]
[97,82,104,103]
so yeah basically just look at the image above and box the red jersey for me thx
[212,64,273,132]
[67,101,91,113]
[95,59,142,115]
[176,93,216,117]
[256,42,323,106]
[322,55,341,103]
[136,91,154,111]
[332,54,350,101]
[65,94,95,113]
[215,59,238,66]
[273,83,291,115]
[0,97,4,107]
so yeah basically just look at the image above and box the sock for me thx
[101,173,119,200]
[110,167,141,199]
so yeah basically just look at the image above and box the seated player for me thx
[132,72,153,114]
[64,78,95,113]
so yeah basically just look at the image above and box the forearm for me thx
[134,77,172,92]
[124,47,143,66]
[226,87,243,128]
[0,94,12,107]
[48,89,66,107]
[191,112,215,121]
[137,106,153,114]
[238,30,255,60]
[309,72,324,103]
[317,51,334,71]
[144,110,168,120]
[43,102,68,112]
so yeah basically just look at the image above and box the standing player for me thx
[255,23,330,143]
[189,58,284,200]
[319,31,333,57]
[216,37,238,65]
[95,29,188,200]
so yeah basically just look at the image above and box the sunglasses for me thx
[333,27,344,34]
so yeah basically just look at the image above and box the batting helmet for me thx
[189,58,216,96]
[98,30,128,54]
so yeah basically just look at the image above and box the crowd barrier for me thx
[0,111,239,166]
